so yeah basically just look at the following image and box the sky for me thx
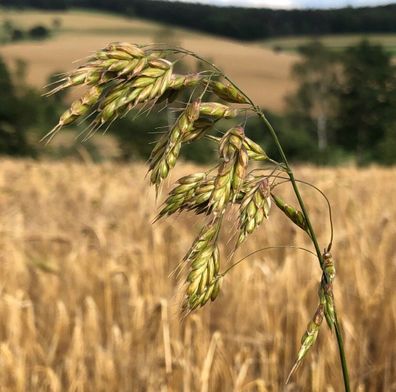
[175,0,393,9]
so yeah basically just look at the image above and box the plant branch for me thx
[169,46,350,390]
[255,109,351,392]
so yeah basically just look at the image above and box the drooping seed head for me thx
[209,127,250,214]
[105,42,145,58]
[44,85,105,141]
[182,118,216,143]
[320,279,336,329]
[169,73,204,90]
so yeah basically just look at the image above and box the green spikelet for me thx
[149,100,201,189]
[184,220,223,310]
[43,85,104,141]
[271,193,308,231]
[210,127,249,214]
[243,137,268,161]
[199,102,240,119]
[323,251,336,283]
[155,172,207,220]
[209,80,249,104]
[237,178,271,246]
[287,304,324,383]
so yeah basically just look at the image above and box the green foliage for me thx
[285,39,396,165]
[1,20,52,43]
[28,25,50,40]
[286,41,340,153]
[334,40,396,165]
[0,57,64,157]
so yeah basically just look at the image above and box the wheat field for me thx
[0,159,394,391]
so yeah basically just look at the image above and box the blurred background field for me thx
[0,1,396,391]
[0,160,395,391]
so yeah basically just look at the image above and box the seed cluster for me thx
[183,221,222,310]
[148,100,201,189]
[271,193,308,231]
[210,127,249,213]
[46,43,175,139]
[289,249,337,380]
[287,304,324,383]
[238,178,271,246]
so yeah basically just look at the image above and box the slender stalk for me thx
[177,48,351,389]
[334,314,351,392]
[256,109,351,392]
[176,48,351,389]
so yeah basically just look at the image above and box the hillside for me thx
[0,10,298,112]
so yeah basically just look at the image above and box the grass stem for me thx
[256,109,351,392]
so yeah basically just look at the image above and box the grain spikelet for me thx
[210,127,249,214]
[271,193,308,231]
[237,177,271,246]
[287,304,324,383]
[148,100,201,189]
[184,220,223,311]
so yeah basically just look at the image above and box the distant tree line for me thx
[1,20,51,44]
[2,0,396,40]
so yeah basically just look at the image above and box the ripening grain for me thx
[0,159,395,391]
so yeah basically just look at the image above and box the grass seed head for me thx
[323,251,336,283]
[155,172,207,220]
[238,178,271,246]
[148,100,201,189]
[184,226,222,311]
[169,74,204,90]
[182,220,223,312]
[321,280,336,328]
[243,137,269,161]
[209,80,249,104]
[287,304,324,383]
[209,127,249,214]
[271,193,308,231]
[199,102,240,119]
[182,118,215,143]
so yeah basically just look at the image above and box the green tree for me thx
[335,40,396,164]
[286,41,340,154]
[0,57,34,155]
